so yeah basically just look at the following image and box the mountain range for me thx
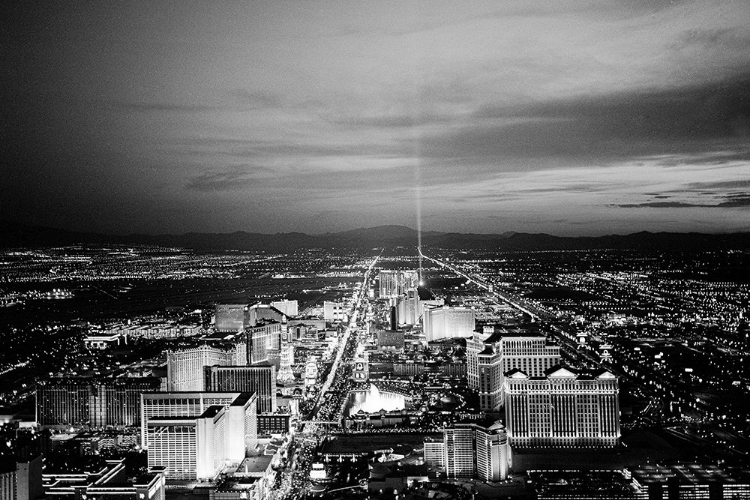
[2,221,750,252]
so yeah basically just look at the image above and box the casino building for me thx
[503,366,620,448]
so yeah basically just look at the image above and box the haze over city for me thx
[2,0,750,235]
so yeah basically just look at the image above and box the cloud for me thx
[185,168,275,192]
[414,75,750,163]
[328,113,454,129]
[717,194,750,207]
[685,179,750,190]
[115,101,222,113]
[612,193,750,209]
[613,201,710,208]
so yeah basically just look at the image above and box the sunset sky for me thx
[3,0,749,235]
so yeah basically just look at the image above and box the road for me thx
[419,249,554,321]
[304,254,379,426]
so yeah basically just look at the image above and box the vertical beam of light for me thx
[415,161,423,286]
[412,118,423,286]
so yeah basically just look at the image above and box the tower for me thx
[351,354,368,383]
[467,331,561,411]
[277,317,295,384]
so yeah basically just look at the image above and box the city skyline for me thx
[2,242,749,497]
[3,1,750,236]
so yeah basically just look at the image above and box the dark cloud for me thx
[717,194,750,207]
[613,193,750,209]
[185,168,274,192]
[412,77,750,166]
[684,179,750,190]
[614,201,710,208]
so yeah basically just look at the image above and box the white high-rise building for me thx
[166,343,246,392]
[140,392,257,450]
[467,331,561,411]
[504,367,620,448]
[271,299,298,317]
[142,392,257,481]
[423,438,445,469]
[214,304,250,332]
[423,306,475,342]
[396,290,419,325]
[323,301,347,322]
[378,270,418,298]
[245,321,282,365]
[277,321,295,384]
[431,421,509,482]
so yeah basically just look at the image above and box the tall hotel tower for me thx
[504,366,620,448]
[36,377,161,427]
[426,421,510,482]
[166,342,247,391]
[204,364,277,414]
[467,330,561,412]
[423,306,475,341]
[140,392,258,480]
[378,270,418,298]
[276,318,295,384]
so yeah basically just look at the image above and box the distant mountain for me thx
[2,221,750,252]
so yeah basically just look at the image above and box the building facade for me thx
[432,422,509,482]
[204,365,277,414]
[140,392,257,452]
[36,377,161,428]
[246,304,285,327]
[504,367,620,448]
[245,321,281,365]
[467,332,561,411]
[270,300,298,318]
[378,270,418,298]
[323,301,346,322]
[215,304,250,333]
[0,455,43,500]
[351,355,368,383]
[143,393,256,481]
[166,343,247,392]
[423,306,475,342]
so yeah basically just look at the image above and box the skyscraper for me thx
[245,321,281,365]
[144,393,256,481]
[378,270,418,298]
[503,366,620,448]
[467,331,561,411]
[276,319,295,385]
[166,343,247,392]
[246,303,285,327]
[270,299,298,317]
[430,421,509,481]
[139,392,257,457]
[215,304,250,332]
[323,301,346,322]
[36,377,161,427]
[423,306,475,341]
[204,365,277,414]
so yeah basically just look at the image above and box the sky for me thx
[2,0,750,236]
